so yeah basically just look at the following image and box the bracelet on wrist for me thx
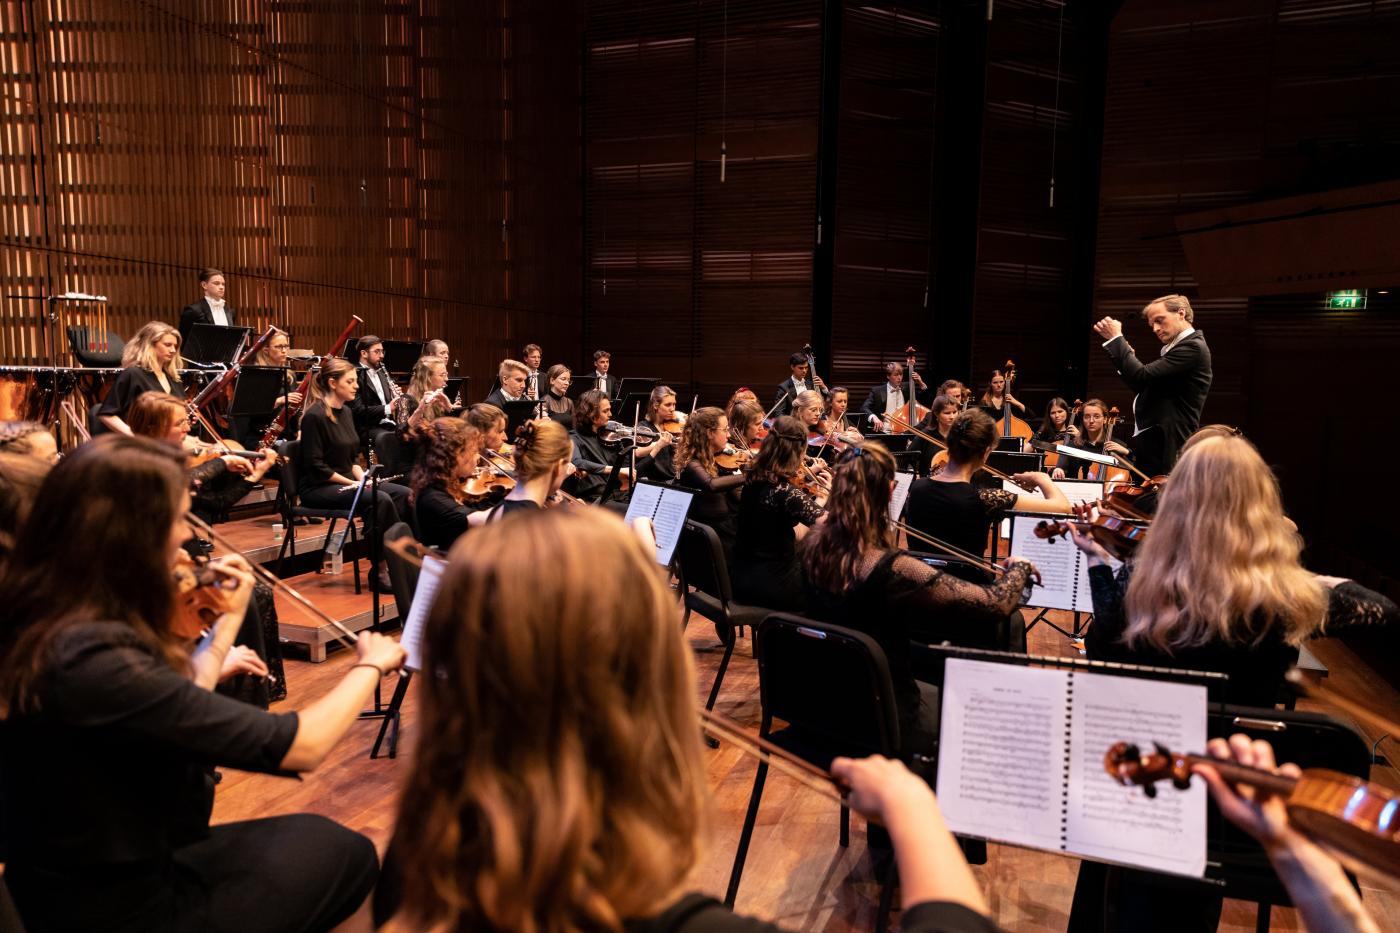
[350,662,385,678]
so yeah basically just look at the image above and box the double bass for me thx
[889,346,931,434]
[995,359,1034,450]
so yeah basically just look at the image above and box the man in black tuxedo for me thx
[484,359,530,410]
[584,349,619,398]
[178,267,235,345]
[859,360,932,432]
[350,335,397,431]
[1094,294,1212,476]
[773,351,825,416]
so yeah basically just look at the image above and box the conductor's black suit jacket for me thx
[1103,329,1212,475]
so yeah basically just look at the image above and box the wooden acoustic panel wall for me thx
[1092,0,1400,592]
[0,0,581,390]
[583,0,821,405]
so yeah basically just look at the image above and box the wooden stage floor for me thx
[211,607,1400,932]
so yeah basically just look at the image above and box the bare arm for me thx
[1009,471,1071,513]
[279,632,406,771]
[99,414,133,436]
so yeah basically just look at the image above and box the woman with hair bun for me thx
[468,418,574,525]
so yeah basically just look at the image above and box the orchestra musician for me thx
[635,385,680,482]
[409,417,481,551]
[540,364,574,430]
[976,368,1024,421]
[1094,293,1212,476]
[177,267,236,345]
[727,397,765,450]
[376,507,996,933]
[911,393,960,476]
[1062,398,1130,480]
[0,435,405,933]
[726,386,759,414]
[674,406,744,549]
[393,355,453,437]
[250,327,301,417]
[859,360,933,433]
[350,335,396,432]
[803,443,1039,752]
[0,451,50,566]
[1033,397,1077,479]
[731,415,828,613]
[484,358,529,409]
[790,389,825,436]
[468,419,574,524]
[585,349,618,397]
[904,409,1069,576]
[95,321,186,436]
[0,421,59,464]
[464,402,509,457]
[772,351,822,417]
[569,389,624,501]
[522,343,543,399]
[297,358,413,592]
[937,379,967,409]
[424,338,450,367]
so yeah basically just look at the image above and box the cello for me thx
[995,360,1034,450]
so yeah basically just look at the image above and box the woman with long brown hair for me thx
[803,443,1037,752]
[469,417,574,524]
[674,406,744,545]
[96,320,185,436]
[0,435,405,933]
[409,417,480,550]
[731,414,828,612]
[377,507,994,932]
[976,368,1023,419]
[298,358,413,591]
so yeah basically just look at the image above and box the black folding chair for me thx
[273,439,362,593]
[675,520,771,712]
[726,613,902,931]
[365,521,419,759]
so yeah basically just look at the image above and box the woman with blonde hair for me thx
[1070,433,1394,705]
[468,417,574,525]
[377,506,994,932]
[95,320,184,436]
[394,355,452,434]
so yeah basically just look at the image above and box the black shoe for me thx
[369,568,394,594]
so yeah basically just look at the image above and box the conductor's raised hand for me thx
[1093,317,1123,341]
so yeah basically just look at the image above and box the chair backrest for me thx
[381,521,420,614]
[903,550,994,585]
[65,325,124,367]
[276,439,302,516]
[368,427,402,475]
[677,520,732,605]
[755,613,900,759]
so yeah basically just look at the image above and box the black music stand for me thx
[444,376,469,407]
[227,366,287,418]
[614,392,653,427]
[615,377,660,401]
[499,399,537,436]
[378,340,422,376]
[185,324,250,365]
[987,450,1043,475]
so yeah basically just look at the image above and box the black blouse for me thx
[676,459,742,542]
[731,479,823,611]
[0,621,298,868]
[298,405,360,496]
[569,427,614,499]
[905,479,1017,563]
[1085,564,1398,707]
[544,391,574,431]
[95,366,183,434]
[414,483,472,550]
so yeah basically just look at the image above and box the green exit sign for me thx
[1326,289,1367,310]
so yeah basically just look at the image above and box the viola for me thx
[171,551,241,640]
[1106,741,1400,877]
[1034,515,1148,561]
[463,468,514,503]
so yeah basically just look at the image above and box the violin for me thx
[1034,514,1148,561]
[1099,476,1167,520]
[463,467,514,503]
[714,445,753,472]
[171,551,242,640]
[1105,741,1400,877]
[187,441,281,470]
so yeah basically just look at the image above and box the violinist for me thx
[791,388,825,436]
[484,358,528,408]
[1064,398,1130,480]
[409,418,481,550]
[911,393,959,477]
[726,386,759,415]
[95,321,185,436]
[904,409,1069,575]
[635,384,680,482]
[376,507,996,933]
[802,444,1039,753]
[540,364,575,430]
[0,435,405,933]
[859,361,931,433]
[0,421,60,464]
[674,407,744,548]
[727,397,766,452]
[1064,433,1396,931]
[976,368,1024,421]
[127,394,275,525]
[464,402,509,457]
[298,358,412,593]
[0,451,50,567]
[468,419,574,524]
[567,389,620,501]
[732,415,828,613]
[773,351,822,417]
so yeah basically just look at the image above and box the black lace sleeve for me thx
[1084,562,1132,658]
[772,481,824,526]
[976,487,1018,519]
[890,552,1034,617]
[1325,581,1398,631]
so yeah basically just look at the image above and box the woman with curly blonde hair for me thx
[95,321,184,435]
[376,507,993,932]
[1071,433,1395,705]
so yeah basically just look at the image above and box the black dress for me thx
[904,479,1017,570]
[188,457,256,524]
[635,418,675,483]
[94,367,182,435]
[484,498,544,522]
[805,550,1035,754]
[0,622,376,933]
[731,479,823,612]
[543,391,574,430]
[676,460,742,549]
[569,427,615,500]
[414,483,472,550]
[298,404,412,538]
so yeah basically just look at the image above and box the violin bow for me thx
[884,411,1035,492]
[698,707,849,805]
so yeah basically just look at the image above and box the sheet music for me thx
[1066,672,1208,876]
[890,471,915,522]
[623,482,664,525]
[400,554,446,673]
[1006,523,1082,611]
[937,659,1069,851]
[1000,478,1103,538]
[650,489,694,565]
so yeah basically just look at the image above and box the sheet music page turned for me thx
[936,659,1069,851]
[649,489,693,566]
[889,471,915,522]
[1066,672,1208,876]
[400,554,446,673]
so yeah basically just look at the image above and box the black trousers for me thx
[7,814,378,933]
[299,480,414,552]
